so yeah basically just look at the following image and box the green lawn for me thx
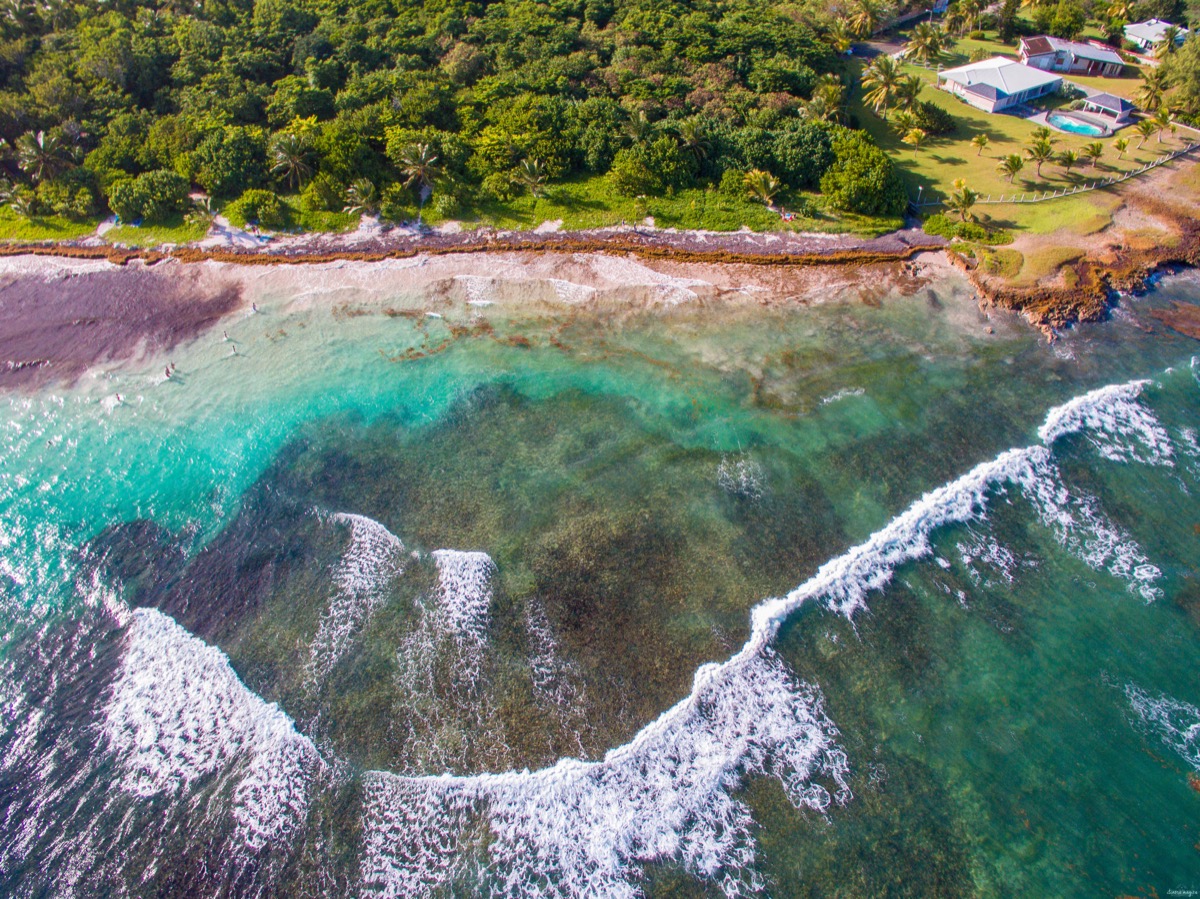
[104,215,208,247]
[433,173,903,237]
[843,52,1191,235]
[0,208,98,241]
[279,196,361,233]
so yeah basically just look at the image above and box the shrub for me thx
[609,137,695,197]
[107,169,191,223]
[37,170,99,220]
[923,213,1012,244]
[430,192,459,218]
[225,188,286,228]
[913,101,957,136]
[718,168,747,198]
[380,184,415,222]
[771,121,836,188]
[300,174,343,212]
[819,131,907,216]
[193,126,268,199]
[967,29,986,39]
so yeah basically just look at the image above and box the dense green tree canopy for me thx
[0,0,914,223]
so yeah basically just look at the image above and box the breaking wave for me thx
[5,376,1183,897]
[1125,683,1200,772]
[359,378,1180,896]
[105,607,325,849]
[308,512,407,685]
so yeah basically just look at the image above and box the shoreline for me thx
[0,203,1197,337]
[2,161,1199,384]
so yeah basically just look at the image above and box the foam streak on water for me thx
[362,650,847,899]
[1126,683,1200,772]
[105,608,324,848]
[308,512,407,684]
[361,378,1178,896]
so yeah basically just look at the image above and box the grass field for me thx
[104,215,208,247]
[842,48,1192,236]
[0,208,97,242]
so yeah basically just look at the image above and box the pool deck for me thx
[1030,107,1126,138]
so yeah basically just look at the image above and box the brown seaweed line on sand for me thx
[4,210,1200,336]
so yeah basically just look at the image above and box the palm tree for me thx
[7,189,37,218]
[1106,0,1132,20]
[517,158,547,197]
[1030,125,1055,144]
[743,169,781,207]
[961,0,986,30]
[1083,142,1103,168]
[1112,137,1129,159]
[14,130,72,183]
[945,179,979,221]
[1152,107,1173,142]
[1137,67,1170,112]
[343,179,379,216]
[1025,138,1055,177]
[1135,119,1157,148]
[827,19,854,54]
[849,0,882,38]
[997,153,1025,182]
[1058,149,1080,174]
[270,132,313,190]
[806,75,846,122]
[861,55,903,120]
[673,119,711,165]
[902,127,928,149]
[892,110,918,132]
[185,196,217,232]
[895,75,924,112]
[907,22,945,64]
[944,4,966,37]
[971,133,989,156]
[397,143,441,194]
[1157,25,1183,55]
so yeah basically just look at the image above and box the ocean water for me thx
[1,261,1199,897]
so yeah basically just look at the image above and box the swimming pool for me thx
[1047,112,1108,137]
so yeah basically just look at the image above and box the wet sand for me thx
[0,249,964,389]
[0,259,242,389]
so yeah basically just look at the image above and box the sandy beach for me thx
[0,246,969,389]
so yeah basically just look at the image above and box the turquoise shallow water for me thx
[0,263,1198,897]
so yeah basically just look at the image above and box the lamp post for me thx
[917,184,924,206]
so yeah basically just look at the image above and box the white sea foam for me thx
[104,608,323,846]
[430,550,495,646]
[358,377,1178,895]
[361,650,847,899]
[308,513,407,684]
[956,529,1018,585]
[820,387,866,406]
[1038,380,1174,466]
[390,551,500,771]
[1125,683,1200,772]
[717,455,764,500]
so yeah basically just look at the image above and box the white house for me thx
[1124,19,1189,53]
[1019,35,1125,76]
[937,57,1063,113]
